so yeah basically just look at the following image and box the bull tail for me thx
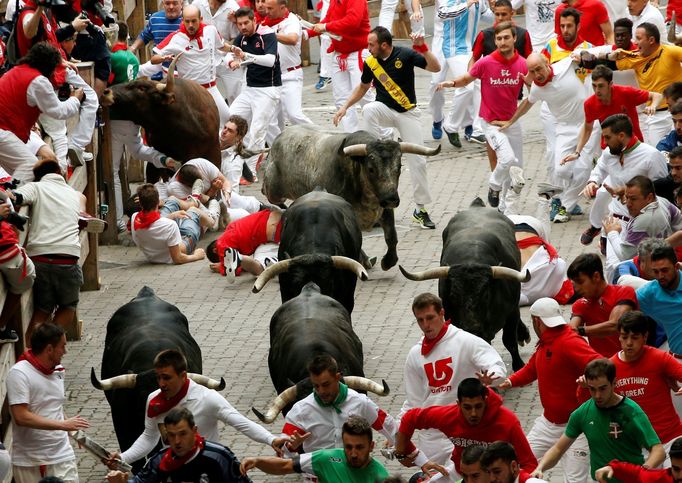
[470,197,485,208]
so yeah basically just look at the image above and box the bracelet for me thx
[412,43,428,53]
[578,326,586,336]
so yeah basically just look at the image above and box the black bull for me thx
[251,190,368,314]
[400,204,531,371]
[90,286,223,454]
[252,282,389,423]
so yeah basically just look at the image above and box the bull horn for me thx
[330,256,369,281]
[491,266,531,282]
[90,367,137,390]
[251,385,298,423]
[343,144,368,157]
[343,376,390,396]
[399,142,442,156]
[155,83,167,92]
[668,12,682,44]
[252,259,292,293]
[165,52,183,93]
[399,264,450,281]
[187,373,226,391]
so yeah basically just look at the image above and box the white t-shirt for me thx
[7,360,74,466]
[154,24,223,84]
[629,2,667,44]
[168,158,221,199]
[131,214,182,264]
[194,0,241,41]
[601,0,628,24]
[528,57,587,125]
[273,12,302,71]
[512,0,559,51]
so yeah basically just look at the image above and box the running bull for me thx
[90,286,225,454]
[100,55,221,169]
[252,190,368,314]
[261,125,441,271]
[252,282,389,422]
[399,200,532,371]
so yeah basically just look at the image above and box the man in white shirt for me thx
[110,349,287,466]
[511,0,559,52]
[399,292,506,466]
[265,0,313,137]
[152,5,232,128]
[7,323,89,483]
[500,54,591,223]
[628,0,667,44]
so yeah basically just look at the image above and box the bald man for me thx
[151,5,232,128]
[499,54,591,223]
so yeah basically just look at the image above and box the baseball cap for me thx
[529,298,566,327]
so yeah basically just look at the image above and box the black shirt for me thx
[361,46,427,113]
[235,25,282,88]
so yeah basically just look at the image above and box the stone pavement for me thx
[68,49,603,482]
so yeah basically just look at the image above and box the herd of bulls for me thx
[94,70,535,459]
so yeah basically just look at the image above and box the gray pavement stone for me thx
[65,52,599,482]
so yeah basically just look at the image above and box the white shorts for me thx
[13,459,79,483]
[253,242,278,268]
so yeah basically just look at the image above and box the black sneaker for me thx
[413,208,436,229]
[488,188,500,208]
[580,225,601,246]
[0,328,19,343]
[446,131,462,148]
[600,236,607,256]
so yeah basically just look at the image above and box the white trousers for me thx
[0,130,39,183]
[229,85,281,172]
[221,150,244,195]
[378,0,422,34]
[207,84,231,130]
[39,113,68,165]
[639,110,673,147]
[331,49,373,132]
[527,414,592,483]
[430,53,475,133]
[278,69,313,128]
[484,120,524,213]
[319,36,334,79]
[110,120,167,223]
[550,122,592,211]
[362,102,432,205]
[14,459,79,483]
[216,62,244,105]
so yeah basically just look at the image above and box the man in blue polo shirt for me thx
[130,0,183,79]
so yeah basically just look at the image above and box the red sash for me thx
[517,236,559,261]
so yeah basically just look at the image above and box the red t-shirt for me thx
[612,346,682,443]
[555,0,610,46]
[584,85,649,148]
[571,284,638,357]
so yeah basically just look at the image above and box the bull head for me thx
[90,367,226,391]
[154,52,183,95]
[252,255,368,293]
[343,142,441,157]
[669,12,682,46]
[251,377,390,423]
[398,264,531,282]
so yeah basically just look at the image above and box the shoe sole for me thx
[509,167,525,194]
[467,137,487,145]
[225,249,236,284]
[412,216,435,229]
[553,216,570,224]
[84,218,107,234]
[67,148,84,167]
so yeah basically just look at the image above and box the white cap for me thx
[529,298,566,328]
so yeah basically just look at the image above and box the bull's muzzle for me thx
[379,194,400,209]
[100,89,115,107]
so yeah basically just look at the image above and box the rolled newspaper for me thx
[70,430,132,472]
[298,16,342,41]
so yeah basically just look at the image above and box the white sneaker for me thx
[509,166,525,195]
[223,247,240,283]
[207,199,220,231]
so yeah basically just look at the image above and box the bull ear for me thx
[161,93,176,105]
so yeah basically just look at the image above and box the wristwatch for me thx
[578,326,586,336]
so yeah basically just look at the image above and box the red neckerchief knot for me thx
[19,349,63,375]
[147,378,190,418]
[619,136,640,166]
[159,433,205,471]
[262,8,290,27]
[517,236,558,261]
[556,33,583,51]
[490,49,520,66]
[179,22,206,48]
[422,322,449,355]
[133,210,161,231]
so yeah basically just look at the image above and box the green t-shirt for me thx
[110,48,140,85]
[296,448,389,483]
[565,396,661,481]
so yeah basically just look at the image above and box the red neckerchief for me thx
[179,22,206,48]
[612,42,638,51]
[421,322,449,356]
[556,33,583,51]
[262,8,290,27]
[18,349,63,375]
[517,235,558,261]
[255,11,266,24]
[619,136,640,166]
[490,49,519,66]
[133,210,161,231]
[159,433,205,471]
[147,378,190,418]
[533,65,554,87]
[111,42,128,53]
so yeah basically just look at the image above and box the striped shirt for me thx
[138,11,182,46]
[433,0,488,58]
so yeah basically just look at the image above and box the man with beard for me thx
[553,0,612,46]
[239,415,390,481]
[579,114,668,252]
[595,437,682,482]
[481,442,548,483]
[531,359,664,480]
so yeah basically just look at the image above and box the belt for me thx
[671,351,682,360]
[612,213,631,222]
[286,65,302,72]
[657,107,668,112]
[200,81,217,88]
[32,255,79,265]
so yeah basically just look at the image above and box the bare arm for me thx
[570,305,633,337]
[600,21,614,45]
[169,244,206,265]
[644,443,665,469]
[498,98,534,129]
[532,434,575,478]
[23,9,45,40]
[11,404,89,431]
[240,456,295,476]
[130,38,145,53]
[667,230,682,247]
[333,82,372,126]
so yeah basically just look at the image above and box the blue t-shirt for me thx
[637,273,682,353]
[138,11,182,46]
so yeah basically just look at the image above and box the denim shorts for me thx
[160,199,202,254]
[33,261,83,313]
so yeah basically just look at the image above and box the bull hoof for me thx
[363,257,377,269]
[512,358,525,372]
[381,254,398,271]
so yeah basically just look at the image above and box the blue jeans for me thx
[160,199,202,254]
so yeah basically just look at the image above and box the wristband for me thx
[412,43,428,53]
[578,326,586,337]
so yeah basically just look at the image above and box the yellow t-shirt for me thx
[616,44,682,108]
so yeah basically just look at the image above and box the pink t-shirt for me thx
[469,51,527,123]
